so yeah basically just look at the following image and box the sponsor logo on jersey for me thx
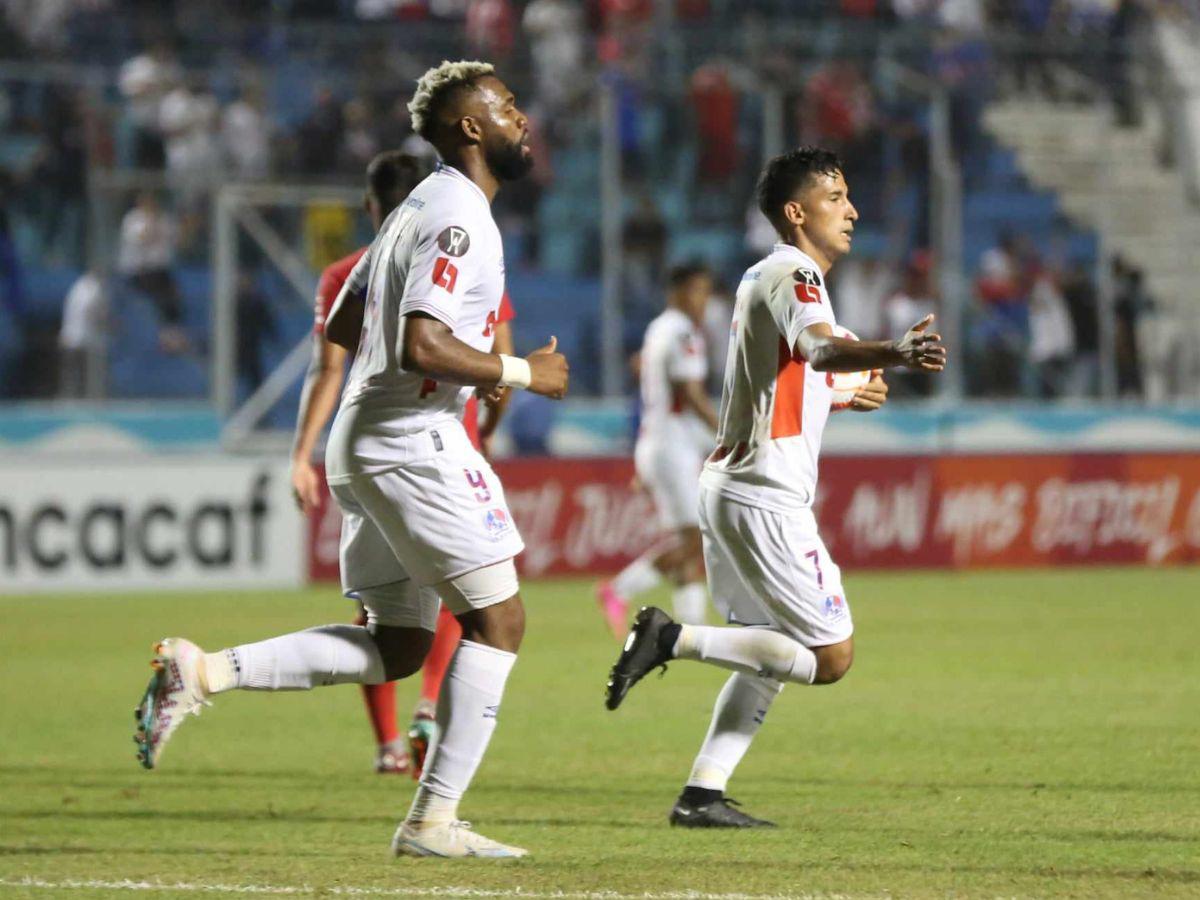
[437,225,471,257]
[822,594,847,621]
[484,508,512,539]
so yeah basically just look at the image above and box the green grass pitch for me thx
[1,569,1198,899]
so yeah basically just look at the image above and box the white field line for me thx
[0,877,869,900]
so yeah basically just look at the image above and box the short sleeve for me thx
[765,264,835,350]
[498,291,516,323]
[665,324,707,382]
[398,215,482,329]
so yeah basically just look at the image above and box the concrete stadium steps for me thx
[984,101,1200,312]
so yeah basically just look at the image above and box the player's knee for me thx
[458,594,524,653]
[371,626,434,682]
[811,640,853,685]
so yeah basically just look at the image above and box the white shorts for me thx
[635,436,705,530]
[330,424,524,627]
[699,484,853,647]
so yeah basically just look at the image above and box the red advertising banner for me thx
[308,453,1200,581]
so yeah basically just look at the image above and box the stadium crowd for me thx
[0,0,1185,403]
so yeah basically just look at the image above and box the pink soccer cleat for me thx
[595,581,629,641]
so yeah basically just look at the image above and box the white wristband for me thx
[497,354,531,389]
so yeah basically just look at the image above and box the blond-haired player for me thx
[133,61,568,859]
[605,147,945,827]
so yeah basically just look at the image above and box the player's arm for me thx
[478,320,515,453]
[798,315,946,373]
[672,379,719,432]
[291,336,348,511]
[403,313,568,399]
[325,287,364,352]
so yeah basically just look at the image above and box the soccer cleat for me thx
[407,717,437,781]
[391,820,528,859]
[594,581,629,640]
[374,743,411,775]
[669,796,776,829]
[133,637,211,770]
[605,606,675,711]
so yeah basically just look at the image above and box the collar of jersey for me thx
[772,242,820,271]
[434,161,489,205]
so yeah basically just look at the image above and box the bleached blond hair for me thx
[407,60,495,140]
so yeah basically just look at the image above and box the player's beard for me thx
[485,134,533,182]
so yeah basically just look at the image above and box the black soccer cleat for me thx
[604,606,675,711]
[669,796,776,829]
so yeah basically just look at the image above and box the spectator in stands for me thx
[160,74,220,218]
[235,271,278,396]
[883,250,938,398]
[689,61,741,186]
[30,86,87,264]
[1062,259,1100,396]
[338,97,381,176]
[621,193,667,319]
[523,0,586,120]
[1028,263,1076,398]
[116,192,188,354]
[0,179,27,399]
[465,0,515,60]
[971,230,1028,396]
[58,266,108,399]
[117,40,179,170]
[222,84,270,180]
[1112,255,1153,397]
[297,86,343,176]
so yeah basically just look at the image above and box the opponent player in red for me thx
[290,150,516,778]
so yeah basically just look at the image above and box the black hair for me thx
[366,151,429,216]
[756,146,843,231]
[667,261,712,289]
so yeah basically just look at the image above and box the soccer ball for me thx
[829,325,879,411]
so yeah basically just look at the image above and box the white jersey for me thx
[700,243,837,513]
[637,307,711,449]
[326,164,506,483]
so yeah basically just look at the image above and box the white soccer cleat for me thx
[391,820,528,859]
[133,637,211,770]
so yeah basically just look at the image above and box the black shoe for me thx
[604,606,676,711]
[669,796,776,828]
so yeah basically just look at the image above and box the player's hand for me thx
[850,371,887,411]
[291,459,323,513]
[893,314,946,371]
[527,335,569,399]
[476,384,507,405]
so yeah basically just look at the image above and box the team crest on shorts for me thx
[822,595,847,621]
[484,508,512,540]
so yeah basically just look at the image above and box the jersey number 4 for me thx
[433,257,458,293]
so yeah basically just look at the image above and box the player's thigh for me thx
[330,481,440,632]
[708,497,852,646]
[349,432,525,585]
[699,485,771,627]
[438,558,524,653]
[638,439,703,531]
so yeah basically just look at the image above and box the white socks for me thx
[210,624,386,692]
[687,672,784,792]
[671,582,708,625]
[611,553,661,599]
[673,625,817,685]
[407,640,517,825]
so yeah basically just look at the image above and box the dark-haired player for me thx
[605,147,945,827]
[135,61,567,859]
[597,263,718,636]
[290,150,516,779]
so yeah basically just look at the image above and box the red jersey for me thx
[312,246,515,449]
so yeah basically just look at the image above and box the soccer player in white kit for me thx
[597,263,719,634]
[604,147,946,827]
[132,61,569,859]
